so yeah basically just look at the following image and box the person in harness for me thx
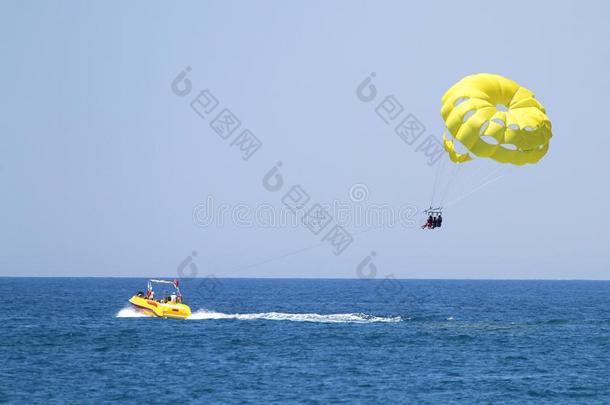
[422,214,434,229]
[422,208,442,229]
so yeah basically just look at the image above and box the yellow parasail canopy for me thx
[441,73,552,165]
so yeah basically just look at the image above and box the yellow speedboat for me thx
[129,279,191,319]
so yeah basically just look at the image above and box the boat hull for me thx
[129,296,191,319]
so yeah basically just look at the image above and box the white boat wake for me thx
[187,310,401,323]
[115,307,147,318]
[115,307,401,323]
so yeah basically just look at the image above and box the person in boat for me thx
[170,293,177,303]
[146,289,155,300]
[422,214,433,229]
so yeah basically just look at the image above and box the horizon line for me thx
[1,276,610,281]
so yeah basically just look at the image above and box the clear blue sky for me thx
[2,0,609,278]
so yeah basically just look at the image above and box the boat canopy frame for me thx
[147,279,183,298]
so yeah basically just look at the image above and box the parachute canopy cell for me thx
[441,73,552,165]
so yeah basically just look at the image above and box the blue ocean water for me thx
[2,278,610,403]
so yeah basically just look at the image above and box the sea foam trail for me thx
[116,307,147,318]
[187,310,402,323]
